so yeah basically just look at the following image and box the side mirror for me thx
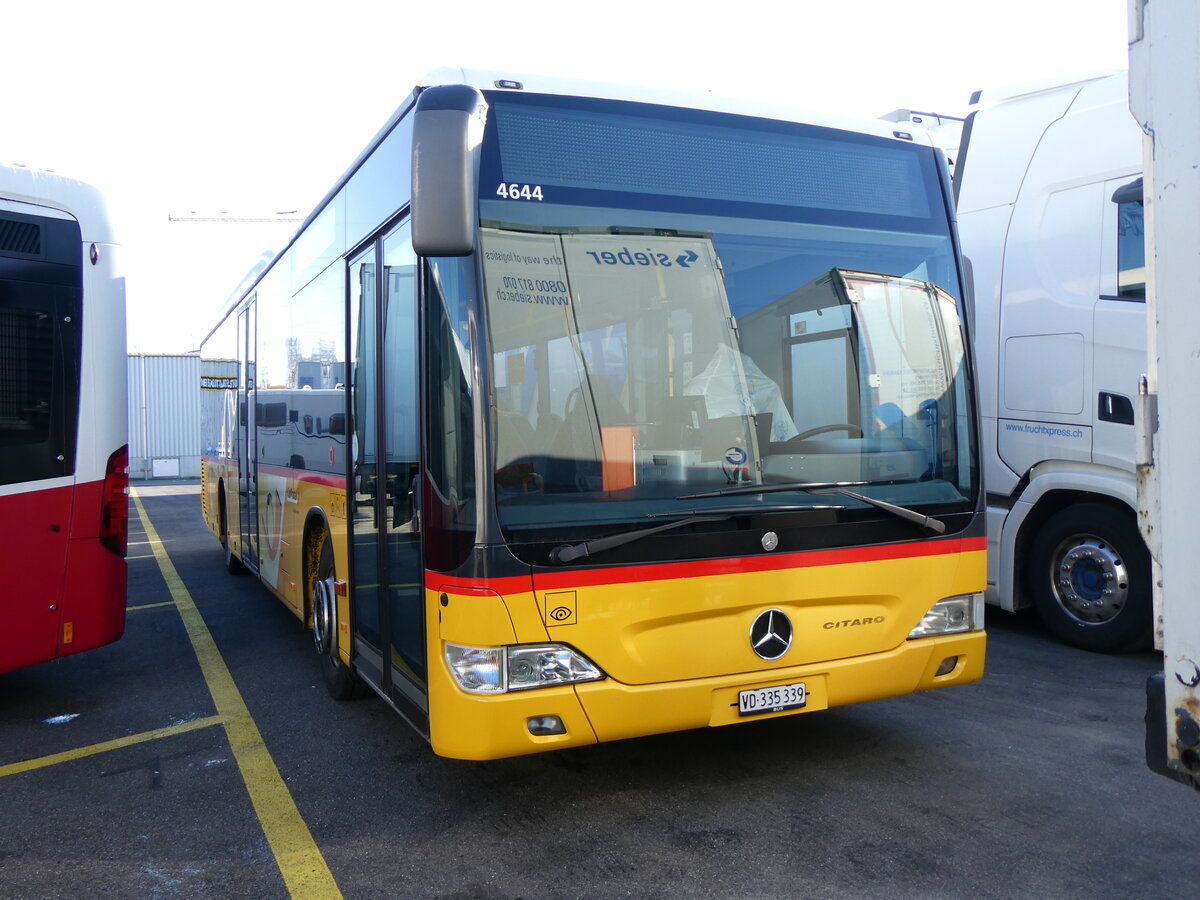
[411,85,488,257]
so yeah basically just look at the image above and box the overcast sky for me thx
[3,0,1129,353]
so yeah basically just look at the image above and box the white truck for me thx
[949,70,1151,652]
[1129,0,1200,790]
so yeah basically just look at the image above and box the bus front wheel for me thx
[1027,503,1152,653]
[308,529,364,700]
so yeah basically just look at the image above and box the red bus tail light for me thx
[100,444,129,557]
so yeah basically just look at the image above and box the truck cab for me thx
[954,71,1151,652]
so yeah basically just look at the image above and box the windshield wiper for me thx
[644,504,843,518]
[678,480,867,500]
[548,504,844,566]
[549,514,731,565]
[677,481,947,534]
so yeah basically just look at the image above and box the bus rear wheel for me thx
[1027,503,1152,653]
[308,528,364,700]
[219,491,246,576]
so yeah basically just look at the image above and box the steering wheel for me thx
[789,423,864,441]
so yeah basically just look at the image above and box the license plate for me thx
[738,681,807,716]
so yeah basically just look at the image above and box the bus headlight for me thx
[507,645,603,691]
[444,643,604,693]
[907,593,984,639]
[444,644,505,693]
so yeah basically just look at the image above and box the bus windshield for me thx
[477,92,975,550]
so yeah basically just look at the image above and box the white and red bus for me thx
[1,163,128,674]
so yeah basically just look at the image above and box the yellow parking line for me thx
[131,491,342,899]
[0,716,222,778]
[128,601,177,611]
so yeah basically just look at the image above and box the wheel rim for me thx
[1048,532,1130,625]
[312,575,336,656]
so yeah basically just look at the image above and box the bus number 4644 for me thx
[497,183,544,201]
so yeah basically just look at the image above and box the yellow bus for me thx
[200,69,985,760]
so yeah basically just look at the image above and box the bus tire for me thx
[1027,503,1153,653]
[308,528,365,700]
[220,491,246,576]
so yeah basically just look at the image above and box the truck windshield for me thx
[476,91,976,548]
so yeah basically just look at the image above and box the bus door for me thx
[349,221,425,719]
[238,301,259,571]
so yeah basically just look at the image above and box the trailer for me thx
[1129,0,1200,790]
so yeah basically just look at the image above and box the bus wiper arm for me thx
[645,504,844,518]
[678,480,868,500]
[548,514,731,565]
[549,504,847,566]
[678,481,946,534]
[808,487,946,534]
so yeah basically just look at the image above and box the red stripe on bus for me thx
[430,535,986,595]
[255,464,347,489]
[202,457,345,493]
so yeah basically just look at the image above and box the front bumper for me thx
[428,629,985,760]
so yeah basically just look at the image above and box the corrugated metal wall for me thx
[127,353,201,480]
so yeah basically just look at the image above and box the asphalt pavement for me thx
[0,482,1196,899]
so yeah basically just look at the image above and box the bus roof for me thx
[420,67,932,145]
[205,68,940,346]
[0,162,116,244]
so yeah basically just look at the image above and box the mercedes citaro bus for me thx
[200,69,985,759]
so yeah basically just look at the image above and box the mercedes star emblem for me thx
[750,608,793,660]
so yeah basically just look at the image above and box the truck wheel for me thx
[1028,503,1152,652]
[308,529,365,699]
